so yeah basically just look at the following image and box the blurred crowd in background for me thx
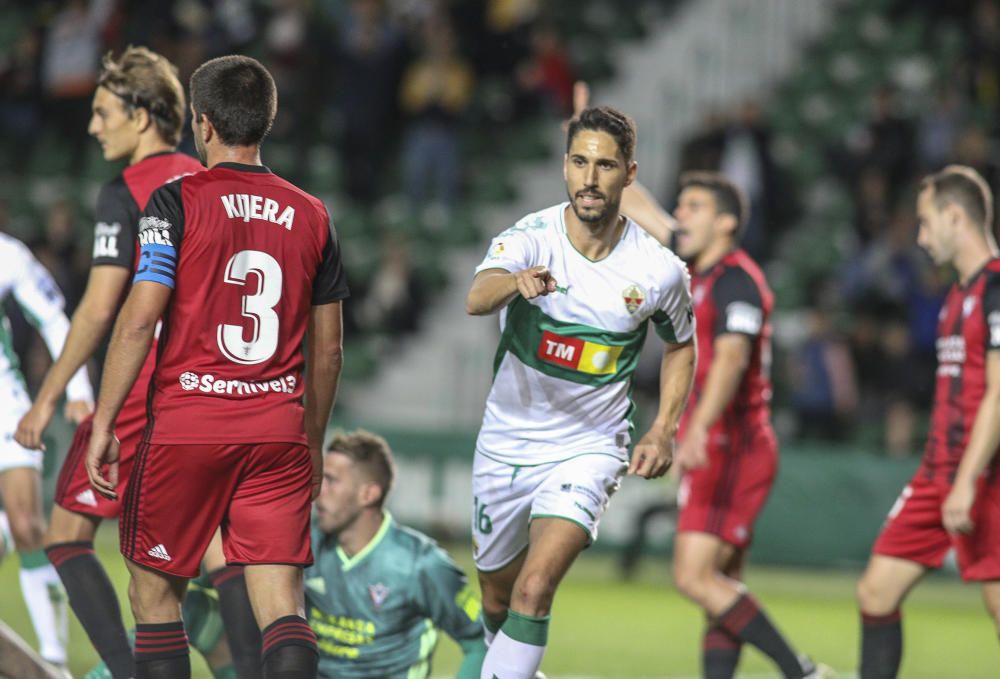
[1,0,999,456]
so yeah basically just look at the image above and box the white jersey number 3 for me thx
[217,250,282,365]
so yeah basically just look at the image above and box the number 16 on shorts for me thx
[474,496,493,534]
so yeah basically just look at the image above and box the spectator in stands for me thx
[355,232,425,336]
[719,99,782,259]
[676,110,726,178]
[262,0,328,182]
[788,290,859,441]
[40,0,116,173]
[854,85,917,206]
[965,0,1000,110]
[515,24,575,117]
[400,13,475,215]
[335,0,407,206]
[479,0,538,75]
[878,313,922,457]
[0,28,43,174]
[852,167,892,244]
[918,87,963,171]
[30,199,88,312]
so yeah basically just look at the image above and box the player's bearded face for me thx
[315,453,364,534]
[564,130,633,225]
[88,87,141,162]
[916,188,954,265]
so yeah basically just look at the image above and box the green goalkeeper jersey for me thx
[306,513,485,679]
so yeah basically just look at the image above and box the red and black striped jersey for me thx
[680,249,774,437]
[921,258,1000,484]
[134,162,349,444]
[91,151,203,440]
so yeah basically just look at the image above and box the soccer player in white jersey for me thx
[465,106,697,679]
[0,232,93,672]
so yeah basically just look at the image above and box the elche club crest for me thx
[623,284,646,315]
[369,582,390,610]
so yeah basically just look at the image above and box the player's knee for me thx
[672,559,711,602]
[511,570,558,616]
[856,573,891,614]
[7,511,44,551]
[481,594,509,624]
[128,576,182,624]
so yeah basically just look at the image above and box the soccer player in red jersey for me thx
[87,55,347,679]
[14,47,205,679]
[857,166,1000,679]
[644,172,822,679]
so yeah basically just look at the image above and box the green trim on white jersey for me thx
[474,203,693,466]
[493,297,648,386]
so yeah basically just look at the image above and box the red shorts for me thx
[54,413,145,519]
[677,423,778,549]
[119,441,313,578]
[873,473,1000,581]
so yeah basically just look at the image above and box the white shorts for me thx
[471,450,627,571]
[0,385,42,473]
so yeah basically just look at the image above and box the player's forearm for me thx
[954,386,1000,487]
[649,340,696,437]
[688,349,748,432]
[465,272,518,315]
[92,312,156,433]
[34,311,95,403]
[304,352,342,450]
[305,303,344,449]
[34,299,115,406]
[622,181,676,247]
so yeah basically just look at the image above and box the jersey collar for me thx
[213,161,273,174]
[560,202,630,263]
[336,511,392,572]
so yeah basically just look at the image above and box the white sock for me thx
[19,555,69,665]
[480,611,548,679]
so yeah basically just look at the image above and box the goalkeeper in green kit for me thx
[307,429,487,678]
[89,429,489,678]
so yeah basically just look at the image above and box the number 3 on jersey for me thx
[218,249,282,364]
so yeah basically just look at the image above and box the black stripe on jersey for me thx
[123,291,177,556]
[311,216,350,305]
[120,437,151,560]
[983,270,1000,351]
[943,295,967,485]
[707,415,746,536]
[92,175,141,270]
[711,266,765,338]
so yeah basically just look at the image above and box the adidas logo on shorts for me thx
[75,489,98,507]
[147,544,172,561]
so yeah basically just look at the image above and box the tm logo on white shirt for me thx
[147,544,172,561]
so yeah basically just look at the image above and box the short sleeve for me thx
[92,177,140,269]
[651,252,695,344]
[312,215,350,304]
[984,270,1000,351]
[414,544,483,644]
[474,224,539,276]
[134,180,185,289]
[711,267,764,338]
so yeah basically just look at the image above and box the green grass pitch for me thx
[0,523,996,678]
